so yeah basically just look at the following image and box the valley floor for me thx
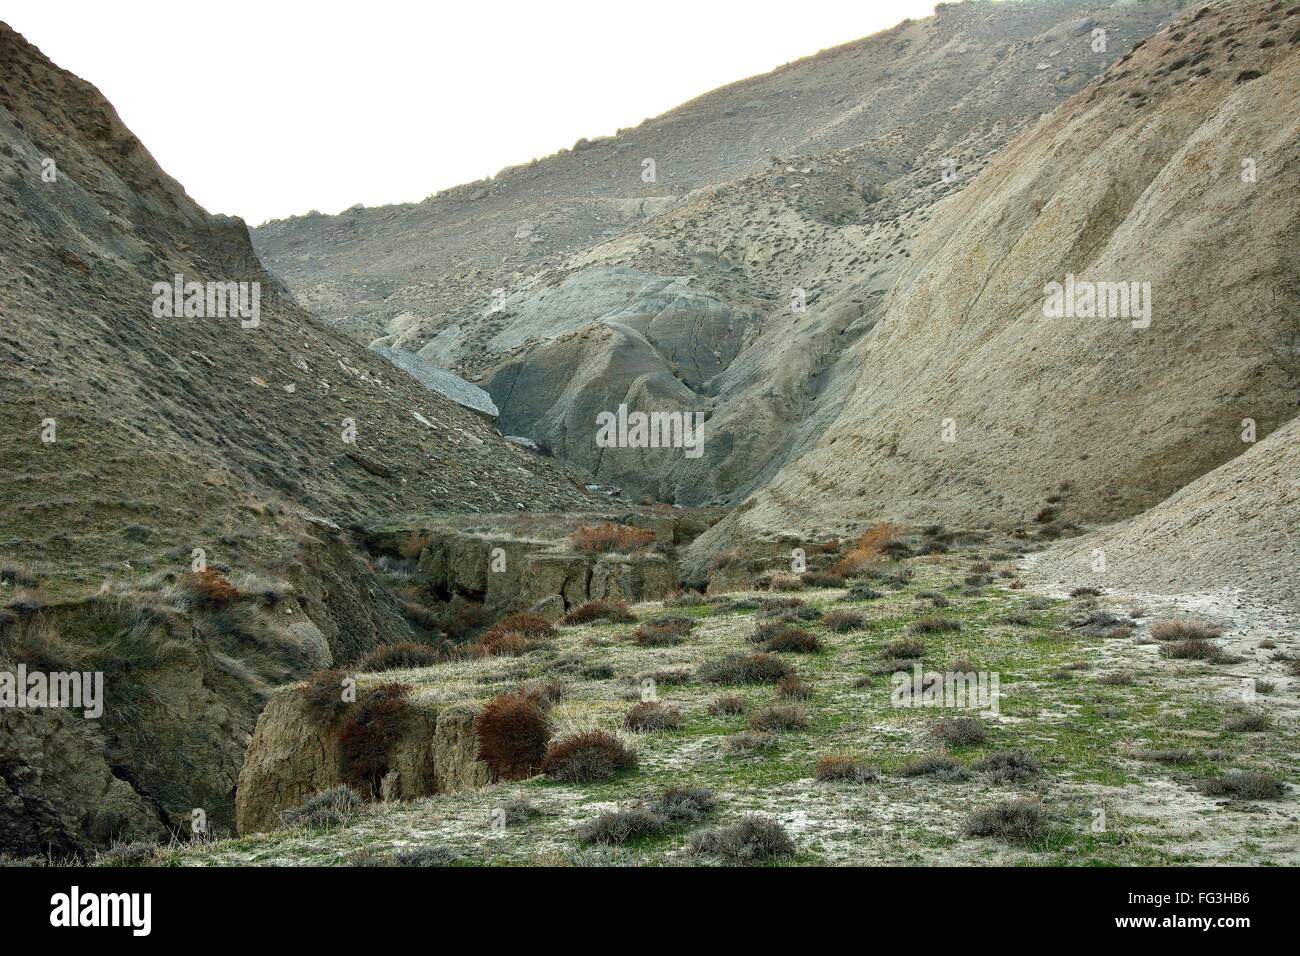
[151,543,1299,868]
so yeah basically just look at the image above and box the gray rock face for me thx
[371,344,499,419]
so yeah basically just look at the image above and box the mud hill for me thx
[699,0,1300,564]
[0,21,597,855]
[1033,417,1300,606]
[253,0,1183,505]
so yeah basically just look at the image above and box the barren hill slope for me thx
[0,21,592,855]
[0,21,592,595]
[1033,416,1300,606]
[253,0,1181,504]
[697,0,1300,561]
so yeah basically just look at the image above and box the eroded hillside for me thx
[253,0,1183,504]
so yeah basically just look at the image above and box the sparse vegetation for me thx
[963,800,1044,843]
[688,815,795,863]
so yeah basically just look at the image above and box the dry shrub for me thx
[1198,772,1284,800]
[899,754,969,782]
[542,730,637,783]
[474,629,544,657]
[932,716,987,747]
[824,610,866,633]
[576,807,668,845]
[747,702,808,732]
[634,615,693,647]
[1224,710,1271,733]
[1099,670,1134,685]
[699,652,793,685]
[833,522,905,576]
[814,754,878,783]
[974,749,1040,783]
[708,694,748,715]
[656,785,717,824]
[768,572,805,592]
[663,590,708,608]
[623,701,684,732]
[570,523,656,555]
[475,692,551,781]
[804,539,841,556]
[763,627,822,654]
[298,669,351,724]
[776,675,814,699]
[280,785,362,829]
[910,616,962,635]
[802,572,846,589]
[562,598,634,626]
[179,568,240,607]
[337,683,412,795]
[357,641,443,673]
[688,815,795,863]
[1150,618,1222,642]
[1160,638,1228,662]
[963,799,1044,843]
[490,613,555,640]
[880,637,926,659]
[725,732,775,754]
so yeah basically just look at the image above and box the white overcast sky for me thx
[6,0,938,224]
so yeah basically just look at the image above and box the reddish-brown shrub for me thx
[763,627,823,654]
[634,615,694,647]
[356,642,444,673]
[474,629,542,657]
[180,568,239,607]
[570,523,656,555]
[337,684,412,795]
[474,692,551,781]
[541,730,637,782]
[298,669,351,724]
[490,612,555,640]
[561,599,634,626]
[833,522,905,576]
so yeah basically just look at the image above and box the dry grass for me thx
[561,599,635,626]
[833,522,905,576]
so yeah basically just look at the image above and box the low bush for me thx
[747,703,808,732]
[824,610,867,633]
[763,627,822,654]
[280,785,362,829]
[623,701,684,732]
[974,749,1040,783]
[337,683,413,795]
[356,641,443,672]
[561,599,635,626]
[542,730,637,783]
[898,754,969,782]
[910,616,962,635]
[576,807,669,845]
[475,692,551,780]
[688,815,795,863]
[814,754,878,783]
[1198,771,1284,800]
[963,799,1044,843]
[708,694,747,715]
[933,716,987,747]
[699,652,793,685]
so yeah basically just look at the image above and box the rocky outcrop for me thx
[235,689,489,835]
[370,344,499,419]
